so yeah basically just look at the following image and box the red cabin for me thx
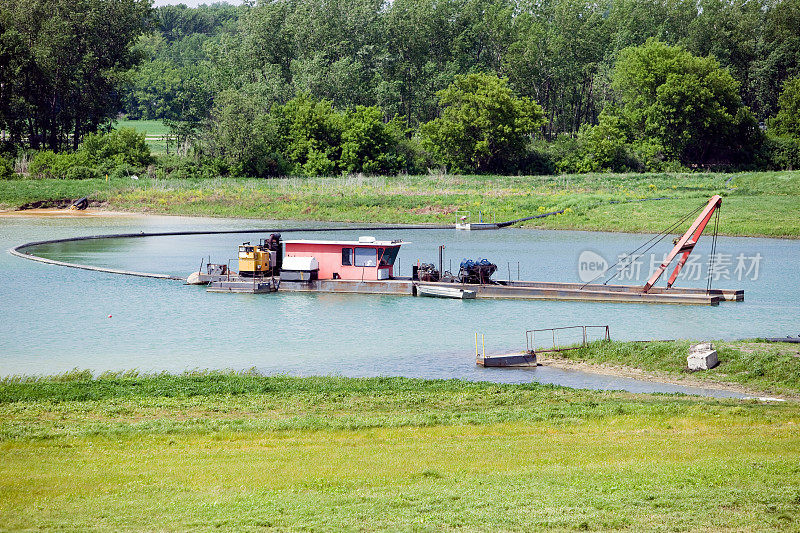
[283,237,406,281]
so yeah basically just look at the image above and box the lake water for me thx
[2,213,799,398]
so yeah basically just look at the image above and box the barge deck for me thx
[273,278,731,305]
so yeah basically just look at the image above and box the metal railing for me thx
[525,325,610,354]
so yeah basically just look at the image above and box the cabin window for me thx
[354,247,376,267]
[342,248,353,266]
[379,247,399,266]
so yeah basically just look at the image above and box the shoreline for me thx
[540,356,796,400]
[1,204,798,240]
[0,207,143,218]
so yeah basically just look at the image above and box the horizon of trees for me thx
[2,0,800,177]
[125,0,800,132]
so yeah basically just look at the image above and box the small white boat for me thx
[455,222,501,231]
[416,284,476,299]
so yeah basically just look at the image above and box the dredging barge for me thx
[190,195,743,305]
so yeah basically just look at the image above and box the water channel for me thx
[2,213,799,398]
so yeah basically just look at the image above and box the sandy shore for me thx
[0,208,142,218]
[539,356,796,401]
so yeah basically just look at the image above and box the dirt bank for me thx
[539,356,796,401]
[0,207,140,218]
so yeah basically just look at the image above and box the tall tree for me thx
[769,76,800,140]
[420,73,545,173]
[612,39,755,165]
[751,0,800,120]
[0,0,152,151]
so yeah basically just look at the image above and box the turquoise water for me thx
[2,213,799,397]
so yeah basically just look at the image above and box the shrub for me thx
[340,108,407,175]
[549,134,586,174]
[0,154,15,180]
[27,150,84,179]
[108,163,141,180]
[65,166,101,180]
[156,154,224,180]
[520,141,557,175]
[759,134,800,170]
[279,93,344,176]
[78,128,153,169]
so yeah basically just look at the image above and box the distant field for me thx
[1,170,799,237]
[114,118,169,137]
[114,119,170,153]
[1,374,799,531]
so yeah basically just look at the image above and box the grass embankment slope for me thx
[552,339,800,397]
[1,373,799,531]
[1,170,799,237]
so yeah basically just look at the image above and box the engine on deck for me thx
[238,233,282,277]
[458,258,497,284]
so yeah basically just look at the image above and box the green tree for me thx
[278,93,344,176]
[420,73,545,173]
[0,0,152,151]
[612,39,754,165]
[751,0,800,120]
[770,77,800,140]
[78,128,153,169]
[340,107,407,174]
[201,89,284,177]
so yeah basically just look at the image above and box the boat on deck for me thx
[416,284,476,299]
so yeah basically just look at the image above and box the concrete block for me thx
[688,343,718,370]
[690,342,714,354]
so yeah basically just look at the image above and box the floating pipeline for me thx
[8,224,452,280]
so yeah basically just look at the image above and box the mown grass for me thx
[113,118,169,137]
[1,374,799,531]
[114,119,171,153]
[1,170,799,237]
[558,339,800,395]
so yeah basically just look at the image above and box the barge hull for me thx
[279,279,415,296]
[278,279,727,305]
[419,281,723,305]
[205,277,733,305]
[478,352,538,367]
[501,280,742,302]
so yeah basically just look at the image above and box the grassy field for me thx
[1,170,800,237]
[553,339,800,396]
[1,373,799,531]
[114,119,170,153]
[114,119,169,137]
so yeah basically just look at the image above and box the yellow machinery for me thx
[238,241,276,277]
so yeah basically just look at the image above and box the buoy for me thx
[108,315,112,318]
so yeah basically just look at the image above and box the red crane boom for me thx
[642,195,722,293]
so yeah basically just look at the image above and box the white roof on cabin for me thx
[284,239,409,246]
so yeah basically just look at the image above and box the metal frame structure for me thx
[525,325,610,354]
[643,195,722,292]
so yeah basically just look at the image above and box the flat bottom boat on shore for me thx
[477,351,538,367]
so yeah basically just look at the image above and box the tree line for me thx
[1,0,799,178]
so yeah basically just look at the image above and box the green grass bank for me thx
[551,339,800,396]
[1,373,799,531]
[2,170,799,237]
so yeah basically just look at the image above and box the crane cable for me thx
[705,206,721,294]
[579,200,706,289]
